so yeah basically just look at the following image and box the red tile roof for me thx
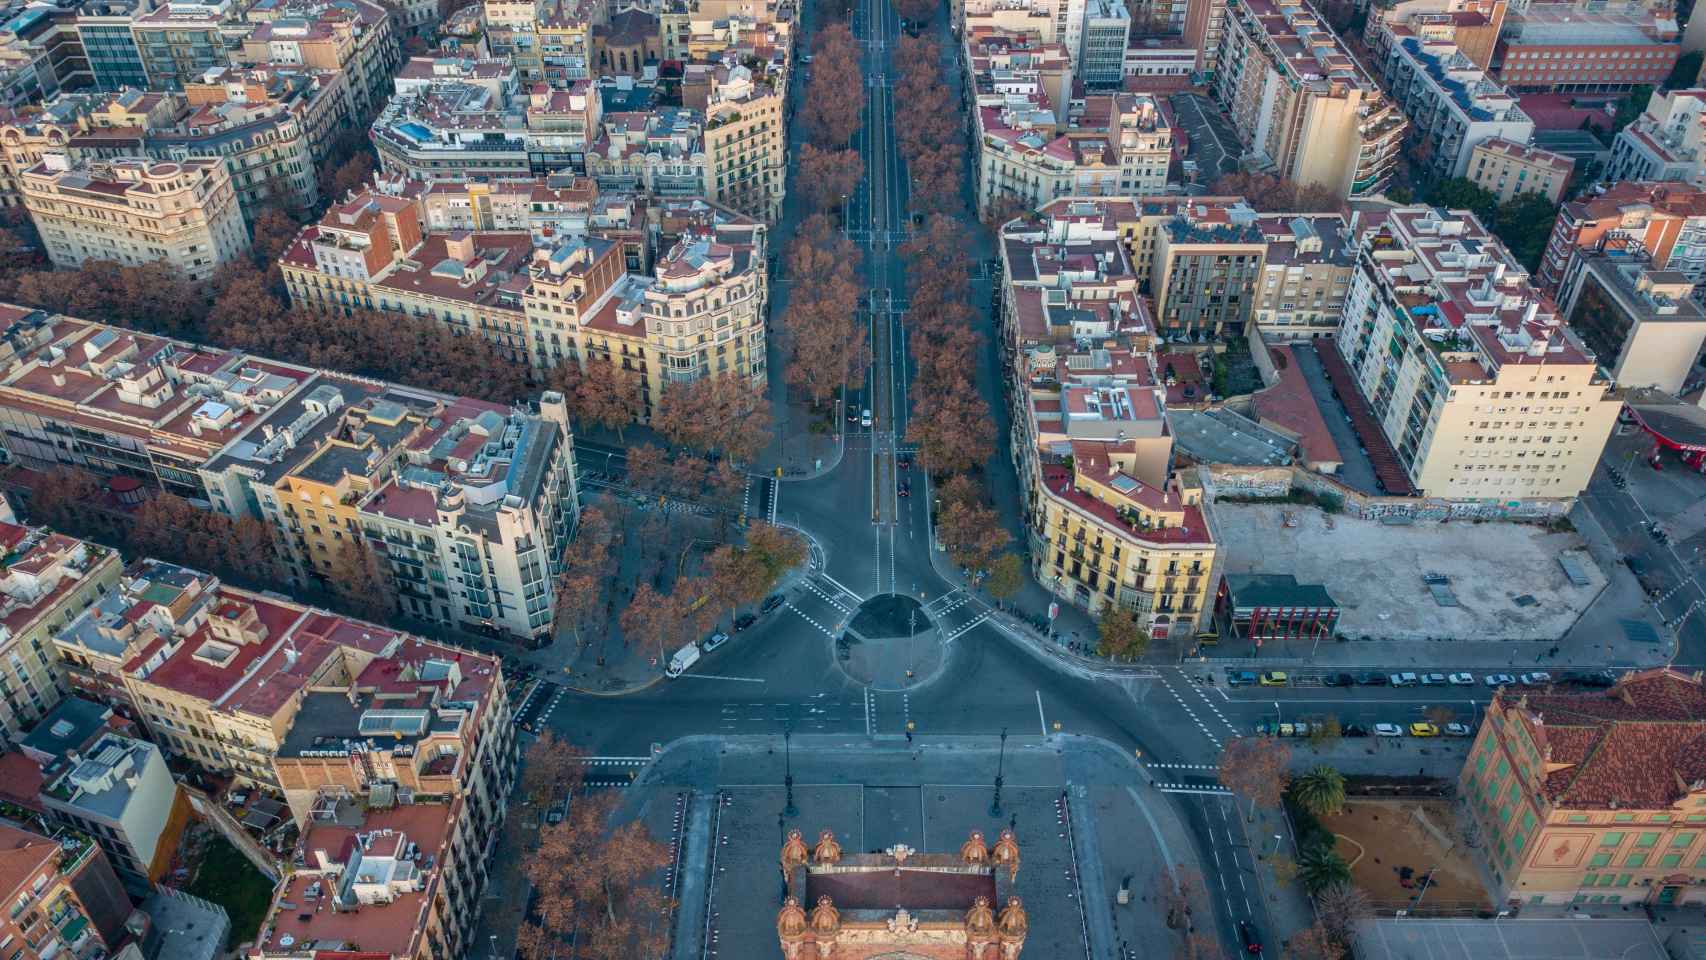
[1251,345,1341,467]
[1502,669,1706,809]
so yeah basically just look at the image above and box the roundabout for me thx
[835,593,948,690]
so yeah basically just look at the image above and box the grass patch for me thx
[184,834,275,948]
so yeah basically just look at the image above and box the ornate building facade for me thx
[776,828,1029,959]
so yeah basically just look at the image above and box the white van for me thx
[666,643,701,677]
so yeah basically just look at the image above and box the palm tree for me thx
[1297,844,1352,896]
[1291,766,1347,817]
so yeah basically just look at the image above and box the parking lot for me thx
[1213,503,1606,642]
[1170,92,1240,184]
[1290,342,1384,495]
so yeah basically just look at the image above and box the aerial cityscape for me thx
[0,0,1698,954]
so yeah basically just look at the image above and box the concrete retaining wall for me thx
[1204,464,1571,522]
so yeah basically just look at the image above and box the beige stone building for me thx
[999,204,1219,637]
[1555,248,1706,396]
[20,155,250,282]
[0,522,121,742]
[1336,205,1622,501]
[1211,0,1405,198]
[1461,669,1706,907]
[703,63,785,222]
[1467,137,1573,203]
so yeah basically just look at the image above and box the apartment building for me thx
[1494,5,1677,94]
[0,308,316,499]
[1539,181,1706,291]
[1363,0,1505,71]
[1460,668,1706,906]
[1212,0,1405,198]
[33,724,177,886]
[586,105,707,197]
[483,0,543,80]
[129,0,229,90]
[383,172,601,242]
[1078,0,1129,86]
[525,214,768,398]
[1467,136,1573,203]
[253,640,514,960]
[1183,0,1225,74]
[1608,88,1706,186]
[52,559,217,715]
[998,206,1219,633]
[1555,248,1706,395]
[1251,213,1354,340]
[234,0,400,119]
[702,62,784,221]
[1376,29,1534,179]
[370,60,533,181]
[1122,36,1196,85]
[0,820,127,959]
[78,0,152,91]
[0,307,580,644]
[969,35,1173,219]
[0,524,121,744]
[1150,201,1266,338]
[1335,205,1621,501]
[19,155,250,282]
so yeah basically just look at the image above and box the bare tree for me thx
[1217,736,1293,821]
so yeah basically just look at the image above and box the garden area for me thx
[176,827,276,949]
[1327,799,1492,913]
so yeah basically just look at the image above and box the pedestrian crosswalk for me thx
[576,757,650,767]
[1145,762,1218,771]
[785,601,841,638]
[1156,783,1233,796]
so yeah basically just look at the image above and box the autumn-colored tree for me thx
[1284,921,1346,960]
[556,506,619,644]
[985,553,1024,604]
[743,522,806,589]
[1217,735,1293,821]
[519,792,671,960]
[892,0,937,26]
[1314,883,1371,947]
[555,359,643,441]
[623,444,670,497]
[329,539,399,625]
[907,385,995,476]
[1095,605,1149,660]
[518,730,586,809]
[651,374,773,463]
[1154,864,1204,930]
[20,468,116,543]
[935,485,1009,576]
[797,144,864,213]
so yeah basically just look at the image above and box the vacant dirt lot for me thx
[1214,503,1604,641]
[1330,799,1491,911]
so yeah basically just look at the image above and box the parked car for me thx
[1373,723,1404,737]
[1625,554,1648,577]
[1448,673,1475,685]
[1323,673,1355,687]
[1255,722,1274,736]
[761,594,785,614]
[1227,670,1259,687]
[734,613,757,631]
[1409,722,1440,737]
[1419,673,1447,685]
[1519,672,1552,686]
[1259,671,1288,687]
[1358,673,1390,687]
[1564,670,1617,689]
[1343,723,1369,738]
[1484,673,1517,687]
[704,631,730,652]
[1444,722,1472,737]
[1390,672,1420,687]
[1277,723,1296,737]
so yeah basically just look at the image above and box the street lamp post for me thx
[783,725,798,817]
[990,727,1008,817]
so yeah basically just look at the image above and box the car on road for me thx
[1444,722,1472,737]
[898,458,912,471]
[761,594,785,614]
[1519,672,1552,686]
[1238,920,1263,955]
[1358,673,1390,686]
[860,408,873,428]
[1625,554,1648,577]
[1323,672,1355,687]
[1409,722,1440,737]
[1228,670,1259,687]
[1259,671,1288,687]
[1448,673,1475,685]
[1390,672,1420,687]
[734,613,757,631]
[1373,723,1404,737]
[898,480,911,497]
[1419,673,1447,685]
[704,631,730,652]
[1484,673,1517,687]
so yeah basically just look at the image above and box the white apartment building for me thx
[1335,206,1621,502]
[1212,0,1406,198]
[1078,0,1129,87]
[1608,88,1706,186]
[19,155,250,281]
[1377,29,1534,178]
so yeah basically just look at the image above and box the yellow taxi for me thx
[1259,671,1288,687]
[1408,722,1440,737]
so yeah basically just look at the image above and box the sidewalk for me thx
[1249,805,1319,948]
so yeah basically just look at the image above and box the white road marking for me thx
[676,674,766,683]
[1036,690,1047,737]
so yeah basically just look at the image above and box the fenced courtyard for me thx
[1329,799,1492,915]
